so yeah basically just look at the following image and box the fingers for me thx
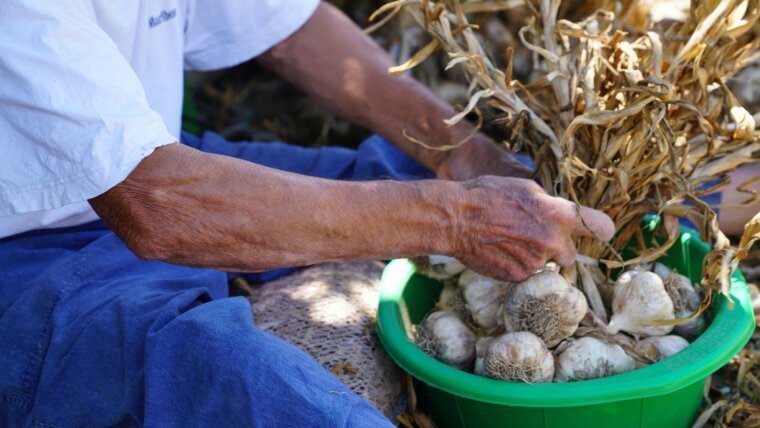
[543,198,614,268]
[455,180,615,281]
[556,200,615,241]
[552,236,577,267]
[576,205,615,240]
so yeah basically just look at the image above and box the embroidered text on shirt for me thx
[148,9,177,28]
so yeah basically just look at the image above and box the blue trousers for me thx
[0,133,432,427]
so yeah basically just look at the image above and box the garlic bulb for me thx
[664,273,701,312]
[598,269,639,312]
[634,335,690,362]
[673,309,705,340]
[606,271,675,336]
[654,263,672,280]
[615,269,639,286]
[501,270,588,347]
[416,311,476,370]
[483,332,554,383]
[459,270,508,329]
[554,337,636,382]
[751,283,760,316]
[663,273,704,340]
[436,282,460,312]
[636,262,672,280]
[412,255,466,280]
[473,336,494,376]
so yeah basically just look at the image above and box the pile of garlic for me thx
[412,256,705,383]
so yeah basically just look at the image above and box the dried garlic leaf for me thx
[388,39,440,76]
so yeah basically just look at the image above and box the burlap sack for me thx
[248,262,405,419]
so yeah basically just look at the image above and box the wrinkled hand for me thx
[436,135,533,181]
[450,176,615,282]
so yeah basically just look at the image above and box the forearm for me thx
[257,2,473,172]
[89,143,457,271]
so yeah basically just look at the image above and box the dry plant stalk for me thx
[693,330,760,427]
[373,0,760,312]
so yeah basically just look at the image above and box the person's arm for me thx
[89,143,613,281]
[85,1,614,281]
[256,2,530,181]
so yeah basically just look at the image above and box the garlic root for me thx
[501,270,588,347]
[483,332,554,383]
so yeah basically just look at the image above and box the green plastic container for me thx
[377,228,755,428]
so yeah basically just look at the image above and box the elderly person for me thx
[0,1,614,426]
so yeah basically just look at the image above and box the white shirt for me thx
[0,0,319,238]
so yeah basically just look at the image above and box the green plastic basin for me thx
[377,229,754,428]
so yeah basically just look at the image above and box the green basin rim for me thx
[376,235,754,408]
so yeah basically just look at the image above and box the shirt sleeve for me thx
[183,0,320,71]
[0,0,177,216]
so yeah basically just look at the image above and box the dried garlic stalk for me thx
[374,0,760,305]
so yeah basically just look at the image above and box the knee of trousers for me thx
[143,297,394,427]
